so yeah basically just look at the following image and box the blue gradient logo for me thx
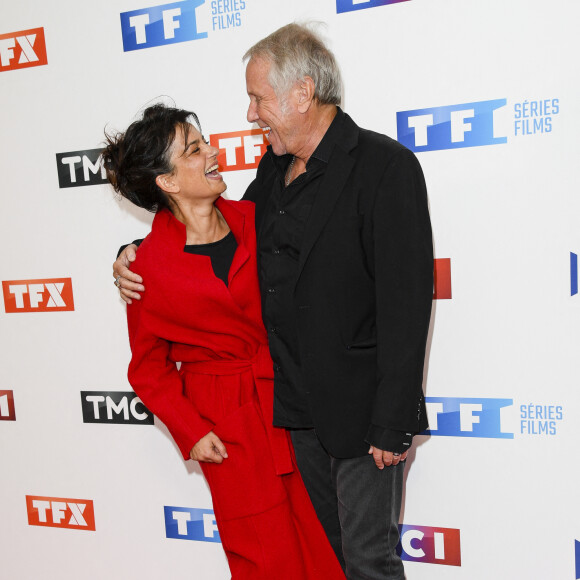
[397,99,507,152]
[571,252,578,296]
[120,0,206,52]
[424,397,514,439]
[337,0,410,13]
[164,506,220,542]
[575,540,580,579]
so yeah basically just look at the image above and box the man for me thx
[114,23,433,580]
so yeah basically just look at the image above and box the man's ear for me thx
[155,173,178,194]
[297,76,315,113]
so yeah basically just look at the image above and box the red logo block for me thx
[0,390,16,421]
[26,496,96,531]
[2,278,74,313]
[0,28,48,73]
[210,128,269,172]
[433,258,452,299]
[399,524,461,566]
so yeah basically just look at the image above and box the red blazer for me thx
[126,198,277,461]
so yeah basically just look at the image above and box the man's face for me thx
[245,56,297,156]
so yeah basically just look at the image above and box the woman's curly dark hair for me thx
[102,103,201,212]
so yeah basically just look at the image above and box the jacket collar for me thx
[294,112,360,289]
[151,196,250,286]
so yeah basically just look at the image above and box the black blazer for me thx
[244,111,433,458]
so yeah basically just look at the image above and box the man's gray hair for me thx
[243,23,342,106]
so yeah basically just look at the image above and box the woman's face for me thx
[165,124,226,201]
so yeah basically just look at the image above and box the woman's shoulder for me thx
[220,197,255,216]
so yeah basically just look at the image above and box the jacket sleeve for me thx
[126,297,214,460]
[366,148,433,450]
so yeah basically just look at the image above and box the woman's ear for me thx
[155,173,178,194]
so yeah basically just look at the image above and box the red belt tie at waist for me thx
[180,345,293,476]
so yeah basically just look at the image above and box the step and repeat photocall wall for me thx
[1,0,579,578]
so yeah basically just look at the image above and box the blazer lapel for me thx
[294,115,359,290]
[216,197,250,286]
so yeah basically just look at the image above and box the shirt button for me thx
[273,248,280,254]
[269,326,278,334]
[267,287,276,294]
[278,209,286,215]
[274,364,281,372]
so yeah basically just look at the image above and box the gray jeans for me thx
[291,429,405,580]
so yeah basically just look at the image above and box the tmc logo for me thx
[337,0,410,14]
[0,390,16,421]
[397,99,507,152]
[2,278,74,313]
[120,0,207,52]
[571,252,578,296]
[424,397,514,439]
[209,128,269,172]
[0,27,48,73]
[433,258,452,300]
[56,149,107,188]
[164,506,220,542]
[398,524,461,567]
[26,495,96,531]
[81,391,154,425]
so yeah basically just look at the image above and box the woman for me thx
[102,103,345,579]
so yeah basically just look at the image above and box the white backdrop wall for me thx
[1,1,579,578]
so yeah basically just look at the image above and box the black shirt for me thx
[184,231,237,286]
[258,109,345,428]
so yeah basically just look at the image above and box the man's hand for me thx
[190,431,228,463]
[368,445,408,469]
[112,244,144,304]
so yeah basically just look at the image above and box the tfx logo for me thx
[56,149,107,188]
[0,27,48,73]
[424,397,514,439]
[0,390,16,421]
[336,0,410,14]
[2,278,74,313]
[571,252,578,296]
[26,495,96,531]
[120,0,207,52]
[398,525,461,567]
[164,506,220,542]
[397,99,507,152]
[81,391,154,425]
[433,258,452,300]
[209,128,269,172]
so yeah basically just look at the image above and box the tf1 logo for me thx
[81,391,154,425]
[2,278,74,313]
[209,128,269,172]
[26,495,96,531]
[56,149,108,188]
[0,390,16,421]
[120,0,207,52]
[397,99,507,152]
[424,397,514,439]
[0,27,48,73]
[164,506,220,542]
[336,0,410,14]
[398,524,461,567]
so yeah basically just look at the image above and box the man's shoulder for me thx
[358,125,409,157]
[340,112,412,162]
